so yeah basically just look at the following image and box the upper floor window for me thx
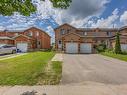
[107,32,111,36]
[94,32,98,36]
[83,32,87,36]
[60,29,65,35]
[58,40,62,44]
[36,32,39,36]
[67,29,71,33]
[28,31,33,36]
[15,33,18,36]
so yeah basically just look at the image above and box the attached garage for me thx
[17,43,28,52]
[80,43,92,53]
[121,44,127,51]
[66,43,78,53]
[0,44,6,47]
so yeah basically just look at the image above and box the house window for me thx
[83,32,87,36]
[38,41,40,45]
[107,32,111,36]
[36,32,39,36]
[28,31,33,36]
[15,33,18,36]
[58,40,62,44]
[94,32,98,36]
[67,29,71,33]
[60,29,65,35]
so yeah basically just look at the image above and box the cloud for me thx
[66,0,109,19]
[54,0,110,27]
[120,11,127,25]
[88,8,119,28]
[0,0,113,31]
[0,26,5,30]
[46,26,55,43]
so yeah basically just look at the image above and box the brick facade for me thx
[54,23,127,53]
[0,27,51,51]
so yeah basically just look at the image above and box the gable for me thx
[63,32,80,42]
[14,34,31,41]
[24,27,50,38]
[54,23,77,32]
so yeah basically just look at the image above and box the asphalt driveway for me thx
[61,54,127,85]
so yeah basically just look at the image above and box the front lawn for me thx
[101,52,127,62]
[0,51,62,85]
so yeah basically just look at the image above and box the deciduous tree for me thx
[0,0,71,16]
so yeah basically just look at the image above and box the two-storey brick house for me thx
[0,27,51,52]
[54,23,127,53]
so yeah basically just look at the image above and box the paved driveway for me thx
[61,54,127,85]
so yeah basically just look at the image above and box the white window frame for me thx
[15,33,18,36]
[36,32,39,36]
[84,32,87,36]
[60,29,65,35]
[29,31,33,36]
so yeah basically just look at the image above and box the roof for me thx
[62,32,81,38]
[0,26,50,37]
[0,36,14,40]
[110,35,127,40]
[119,26,127,31]
[0,27,51,38]
[13,34,32,39]
[78,28,118,32]
[54,23,77,31]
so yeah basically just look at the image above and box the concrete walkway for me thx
[0,83,127,95]
[51,53,63,61]
[0,53,27,61]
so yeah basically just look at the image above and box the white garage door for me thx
[66,43,78,53]
[80,43,92,53]
[17,43,28,52]
[121,44,127,51]
[0,44,6,47]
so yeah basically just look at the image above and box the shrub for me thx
[115,32,122,54]
[121,51,127,55]
[96,43,107,53]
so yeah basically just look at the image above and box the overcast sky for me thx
[0,0,127,38]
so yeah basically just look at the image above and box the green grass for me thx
[0,51,62,85]
[101,52,127,62]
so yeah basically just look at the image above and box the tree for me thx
[0,0,72,16]
[115,32,121,54]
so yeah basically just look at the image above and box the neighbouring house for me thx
[54,23,127,53]
[0,27,51,52]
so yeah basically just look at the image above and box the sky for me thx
[0,0,127,41]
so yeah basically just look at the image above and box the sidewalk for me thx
[51,53,63,62]
[0,83,127,95]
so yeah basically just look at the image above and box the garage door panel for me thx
[17,43,28,52]
[121,44,127,51]
[66,43,78,53]
[80,43,92,53]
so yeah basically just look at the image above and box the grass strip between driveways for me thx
[101,52,127,62]
[0,51,62,85]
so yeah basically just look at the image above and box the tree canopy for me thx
[0,0,72,16]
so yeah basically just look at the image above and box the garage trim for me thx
[17,42,28,52]
[65,42,78,54]
[80,43,92,54]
